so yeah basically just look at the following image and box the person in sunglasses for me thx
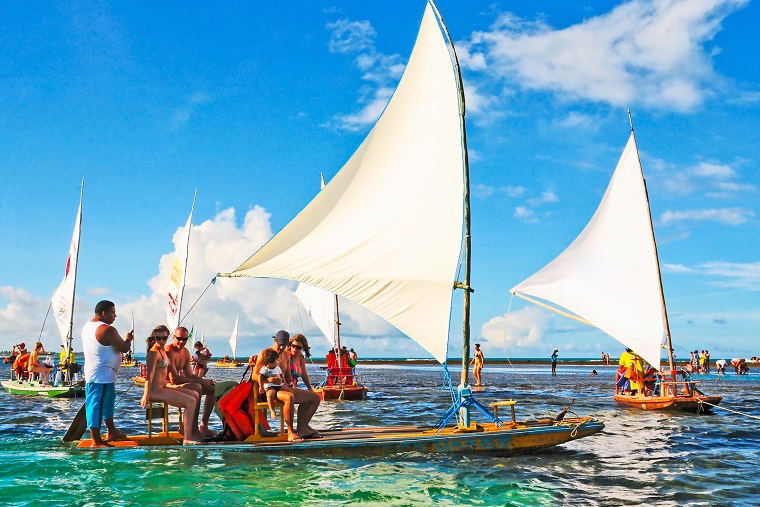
[253,330,321,440]
[284,333,321,438]
[140,325,203,444]
[165,327,217,438]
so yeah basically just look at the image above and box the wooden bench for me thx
[146,401,183,438]
[490,400,517,424]
[247,380,287,441]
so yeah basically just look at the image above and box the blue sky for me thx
[1,0,758,361]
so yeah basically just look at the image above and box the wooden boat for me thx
[4,182,84,398]
[215,359,243,368]
[511,113,722,413]
[295,265,368,401]
[72,1,603,451]
[121,359,139,367]
[2,378,84,398]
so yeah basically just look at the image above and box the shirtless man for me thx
[254,330,320,440]
[470,343,484,386]
[165,327,216,438]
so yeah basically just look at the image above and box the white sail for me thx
[51,185,83,350]
[229,317,239,359]
[167,191,196,332]
[219,4,463,364]
[295,283,337,348]
[511,134,665,368]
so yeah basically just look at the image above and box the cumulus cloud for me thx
[659,207,754,226]
[481,306,553,351]
[0,206,405,357]
[464,0,749,111]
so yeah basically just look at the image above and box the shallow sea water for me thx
[1,362,758,507]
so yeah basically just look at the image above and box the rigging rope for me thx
[38,302,52,341]
[699,400,760,421]
[178,277,216,326]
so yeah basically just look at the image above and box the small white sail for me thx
[167,191,196,332]
[51,184,83,350]
[219,5,462,364]
[295,283,337,347]
[229,317,239,359]
[511,134,665,368]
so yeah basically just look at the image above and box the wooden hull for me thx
[315,385,368,401]
[614,393,722,413]
[74,417,605,455]
[2,380,85,398]
[215,362,243,368]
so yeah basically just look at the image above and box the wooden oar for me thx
[62,403,87,442]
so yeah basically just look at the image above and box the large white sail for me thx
[229,316,239,359]
[167,192,196,332]
[511,134,665,368]
[51,184,83,350]
[295,283,337,348]
[219,4,463,364]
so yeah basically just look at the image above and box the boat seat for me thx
[250,379,286,440]
[146,401,183,437]
[490,400,517,423]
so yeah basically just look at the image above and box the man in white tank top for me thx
[82,300,134,448]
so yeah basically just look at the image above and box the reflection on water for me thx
[1,362,759,506]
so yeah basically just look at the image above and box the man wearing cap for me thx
[254,330,321,440]
[551,348,559,376]
[166,326,216,438]
[82,300,134,448]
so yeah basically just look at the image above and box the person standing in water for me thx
[470,343,484,386]
[551,349,559,376]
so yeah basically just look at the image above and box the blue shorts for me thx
[85,382,116,429]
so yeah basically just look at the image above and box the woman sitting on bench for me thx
[140,325,203,444]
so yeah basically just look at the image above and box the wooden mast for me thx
[428,0,473,387]
[628,110,676,376]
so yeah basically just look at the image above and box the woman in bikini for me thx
[285,334,321,439]
[140,325,203,444]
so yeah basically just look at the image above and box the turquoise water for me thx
[1,363,758,506]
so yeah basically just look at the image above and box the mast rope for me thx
[38,302,53,341]
[698,400,760,421]
[178,277,216,326]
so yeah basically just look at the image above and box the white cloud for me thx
[169,92,212,131]
[0,206,406,357]
[662,263,695,274]
[659,207,754,226]
[514,206,537,223]
[660,160,755,197]
[699,261,760,291]
[527,191,558,206]
[325,19,403,131]
[465,0,749,111]
[480,306,553,351]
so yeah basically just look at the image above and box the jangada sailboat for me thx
[216,316,243,367]
[295,282,368,400]
[73,1,603,451]
[3,182,85,398]
[511,114,722,413]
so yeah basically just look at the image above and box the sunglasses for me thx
[155,335,169,341]
[175,337,189,342]
[290,344,303,350]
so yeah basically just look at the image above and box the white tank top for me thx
[82,321,121,383]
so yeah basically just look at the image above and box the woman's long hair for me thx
[291,333,311,358]
[147,325,170,353]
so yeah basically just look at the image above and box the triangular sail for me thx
[167,191,196,332]
[511,134,665,368]
[229,317,239,359]
[51,182,83,352]
[218,4,463,364]
[295,283,337,348]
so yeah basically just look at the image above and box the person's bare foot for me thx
[287,432,304,443]
[199,424,216,438]
[106,430,128,441]
[90,440,113,448]
[269,410,277,419]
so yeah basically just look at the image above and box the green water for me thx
[1,363,759,506]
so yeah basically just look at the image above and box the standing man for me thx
[82,300,134,448]
[551,349,559,376]
[470,343,484,386]
[166,326,216,438]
